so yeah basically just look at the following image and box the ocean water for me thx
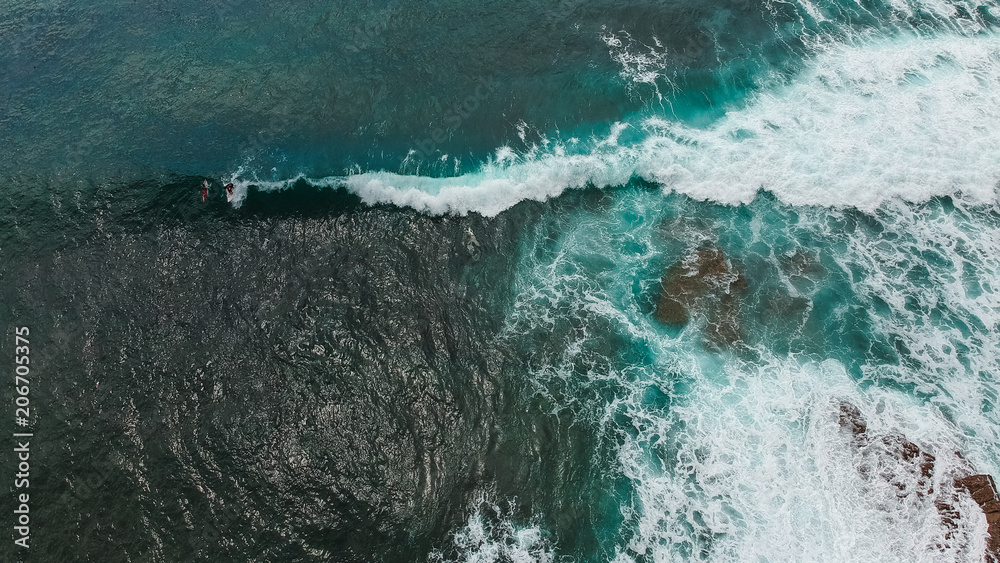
[2,0,1000,561]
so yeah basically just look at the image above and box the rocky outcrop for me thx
[955,474,1000,556]
[838,403,868,439]
[655,244,747,346]
[838,403,935,496]
[839,402,1000,560]
[934,473,1000,559]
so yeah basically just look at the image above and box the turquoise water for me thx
[3,0,1000,561]
[494,187,1000,560]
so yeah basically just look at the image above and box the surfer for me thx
[225,183,235,199]
[201,179,208,202]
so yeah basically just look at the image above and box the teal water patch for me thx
[470,183,1000,561]
[7,0,998,188]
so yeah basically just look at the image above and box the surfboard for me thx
[226,190,235,203]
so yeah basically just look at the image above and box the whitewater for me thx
[227,31,1000,215]
[5,0,1000,561]
[212,12,1000,561]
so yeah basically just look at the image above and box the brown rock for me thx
[919,452,936,480]
[899,439,921,461]
[730,273,748,292]
[832,415,1000,559]
[975,487,997,505]
[990,528,1000,554]
[655,296,688,326]
[956,473,994,491]
[952,473,1000,559]
[957,474,998,504]
[837,403,868,443]
[936,498,960,528]
[655,245,746,345]
[705,312,742,349]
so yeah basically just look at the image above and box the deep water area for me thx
[3,0,1000,561]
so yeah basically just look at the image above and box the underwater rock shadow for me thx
[654,242,747,348]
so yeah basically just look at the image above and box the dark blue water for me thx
[3,0,1000,561]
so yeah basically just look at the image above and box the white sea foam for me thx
[233,33,1000,216]
[428,498,555,563]
[613,354,987,563]
[494,188,999,561]
[820,198,1000,467]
